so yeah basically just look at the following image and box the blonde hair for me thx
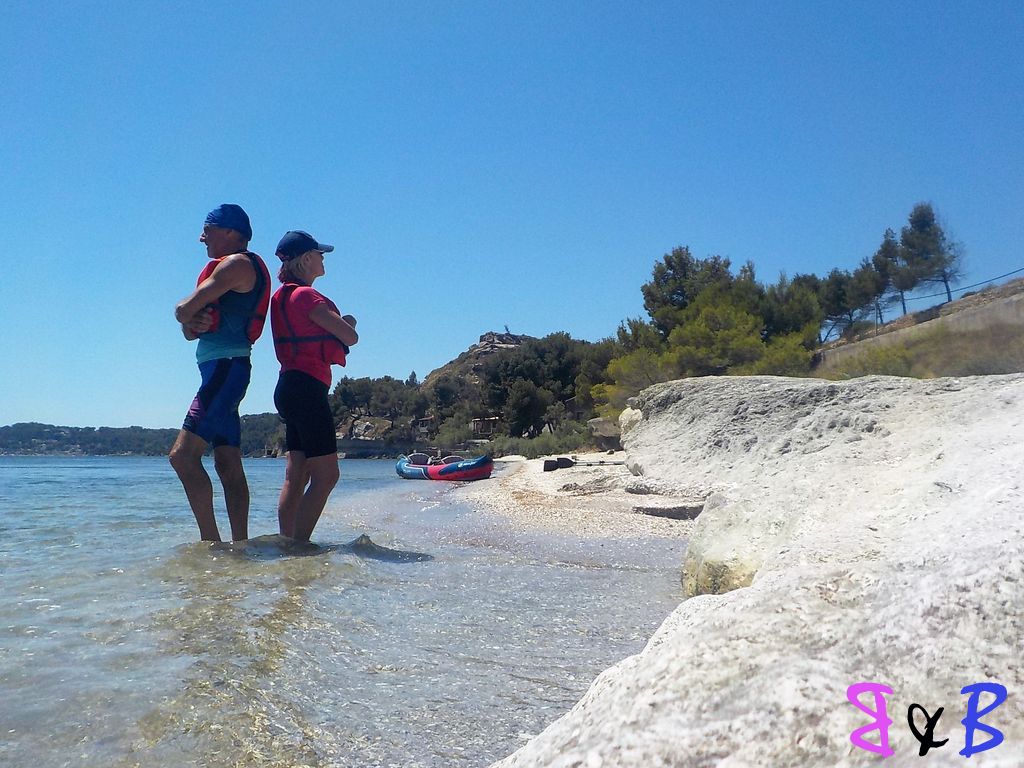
[277,250,316,285]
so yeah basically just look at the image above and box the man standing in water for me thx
[169,204,271,542]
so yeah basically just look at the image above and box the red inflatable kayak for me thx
[396,453,493,481]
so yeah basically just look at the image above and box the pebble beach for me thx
[457,452,695,541]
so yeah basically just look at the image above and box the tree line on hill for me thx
[328,201,965,441]
[329,334,616,453]
[819,202,961,336]
[594,202,962,416]
[0,423,181,456]
[0,415,284,457]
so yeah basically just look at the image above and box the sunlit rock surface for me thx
[493,375,1024,767]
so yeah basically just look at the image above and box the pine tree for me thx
[899,203,962,303]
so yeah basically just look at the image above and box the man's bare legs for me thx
[278,451,339,541]
[169,429,250,542]
[214,445,249,541]
[169,429,218,540]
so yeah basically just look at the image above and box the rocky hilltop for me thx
[421,331,532,389]
[493,374,1024,766]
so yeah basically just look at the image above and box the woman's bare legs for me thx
[278,451,339,541]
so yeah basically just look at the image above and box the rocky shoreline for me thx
[461,374,1024,766]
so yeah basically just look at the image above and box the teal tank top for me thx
[196,254,265,363]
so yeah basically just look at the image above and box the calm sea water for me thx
[0,456,684,768]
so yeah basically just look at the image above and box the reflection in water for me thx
[218,533,433,563]
[123,540,351,767]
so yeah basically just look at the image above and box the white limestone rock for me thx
[492,374,1024,767]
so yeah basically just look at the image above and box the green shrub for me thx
[733,332,814,376]
[434,416,473,448]
[489,422,590,459]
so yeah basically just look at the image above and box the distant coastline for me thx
[0,419,272,457]
[0,421,424,459]
[0,423,179,457]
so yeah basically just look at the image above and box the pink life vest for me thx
[271,283,349,368]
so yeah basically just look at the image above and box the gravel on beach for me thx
[455,452,695,540]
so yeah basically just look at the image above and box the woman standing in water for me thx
[270,230,358,542]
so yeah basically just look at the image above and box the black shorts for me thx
[273,370,337,459]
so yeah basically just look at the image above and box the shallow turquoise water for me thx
[0,456,684,767]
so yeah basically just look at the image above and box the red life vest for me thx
[272,284,349,367]
[195,251,272,343]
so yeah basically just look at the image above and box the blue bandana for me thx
[205,204,252,241]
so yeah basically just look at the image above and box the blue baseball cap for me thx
[276,230,335,261]
[205,204,252,241]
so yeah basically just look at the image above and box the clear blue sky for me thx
[2,1,1021,429]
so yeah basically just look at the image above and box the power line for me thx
[905,267,1024,303]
